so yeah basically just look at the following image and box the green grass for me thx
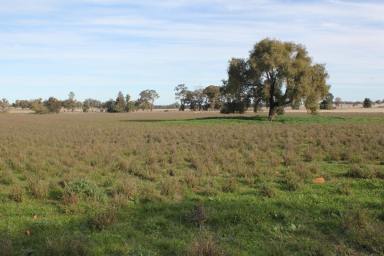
[124,113,384,125]
[0,112,384,255]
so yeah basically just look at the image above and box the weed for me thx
[221,177,237,193]
[281,171,302,191]
[346,165,375,179]
[8,184,23,202]
[88,208,117,231]
[187,231,225,256]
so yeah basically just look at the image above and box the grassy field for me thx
[0,112,384,255]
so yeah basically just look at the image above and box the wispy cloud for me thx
[0,0,383,102]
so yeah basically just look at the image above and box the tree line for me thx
[0,90,159,114]
[1,38,383,116]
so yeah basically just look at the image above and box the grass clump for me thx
[88,208,118,231]
[346,165,375,179]
[27,177,49,199]
[187,231,225,256]
[342,209,384,254]
[8,184,23,202]
[45,234,90,256]
[281,171,302,191]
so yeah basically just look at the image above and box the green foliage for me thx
[320,93,334,110]
[363,98,373,108]
[223,38,330,120]
[138,89,160,111]
[44,97,62,113]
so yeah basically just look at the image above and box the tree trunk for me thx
[268,105,276,121]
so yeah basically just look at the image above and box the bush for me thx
[346,165,375,179]
[88,208,117,231]
[0,234,13,256]
[282,172,302,191]
[189,203,207,228]
[27,177,48,199]
[9,185,23,202]
[259,183,276,198]
[187,231,225,256]
[0,170,13,185]
[221,178,237,193]
[65,179,106,202]
[363,98,372,108]
[342,209,384,254]
[45,234,90,256]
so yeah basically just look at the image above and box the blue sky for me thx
[0,0,383,104]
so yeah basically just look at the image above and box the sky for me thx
[0,0,383,104]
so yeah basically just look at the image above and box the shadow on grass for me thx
[1,197,351,256]
[120,115,347,125]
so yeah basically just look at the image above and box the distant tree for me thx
[363,98,372,108]
[175,84,188,111]
[125,94,136,112]
[138,90,159,111]
[203,85,221,110]
[103,100,116,113]
[63,92,76,111]
[14,100,32,109]
[291,100,301,110]
[44,97,62,113]
[375,100,381,105]
[114,91,126,113]
[221,58,252,114]
[320,93,334,110]
[335,97,342,108]
[31,99,48,114]
[83,98,102,112]
[222,39,330,119]
[0,98,10,113]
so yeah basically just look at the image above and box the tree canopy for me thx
[222,38,330,120]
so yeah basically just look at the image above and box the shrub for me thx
[0,170,13,185]
[363,98,372,108]
[187,232,225,256]
[189,203,207,228]
[65,179,106,202]
[342,209,384,254]
[221,178,237,193]
[45,234,90,256]
[259,183,276,198]
[159,178,181,199]
[281,171,302,191]
[88,208,117,231]
[113,178,138,200]
[336,183,352,196]
[346,165,375,179]
[0,235,13,256]
[27,177,48,199]
[9,185,23,202]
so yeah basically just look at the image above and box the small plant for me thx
[159,177,181,199]
[27,177,48,199]
[221,177,237,193]
[259,183,276,198]
[187,231,225,256]
[346,165,375,179]
[342,209,384,254]
[189,203,207,229]
[9,184,23,203]
[88,208,117,231]
[336,183,352,196]
[282,171,302,191]
[0,234,13,256]
[0,170,13,185]
[45,234,90,256]
[114,178,138,200]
